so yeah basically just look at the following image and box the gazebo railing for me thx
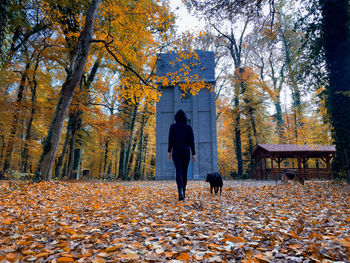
[253,168,331,180]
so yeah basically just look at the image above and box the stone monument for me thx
[155,50,218,180]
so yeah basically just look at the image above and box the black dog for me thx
[206,172,223,195]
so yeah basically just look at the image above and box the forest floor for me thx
[0,180,349,262]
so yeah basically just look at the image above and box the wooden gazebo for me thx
[252,144,336,180]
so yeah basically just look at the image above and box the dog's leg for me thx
[297,174,304,185]
[210,186,213,194]
[281,174,287,185]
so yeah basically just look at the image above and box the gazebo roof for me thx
[252,144,336,158]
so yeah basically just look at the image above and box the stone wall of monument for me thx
[155,51,218,180]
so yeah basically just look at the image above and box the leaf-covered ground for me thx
[0,180,349,262]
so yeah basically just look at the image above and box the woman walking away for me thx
[168,109,196,200]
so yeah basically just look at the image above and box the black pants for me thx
[172,153,190,192]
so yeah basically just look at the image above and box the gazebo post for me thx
[260,158,263,180]
[277,158,281,172]
[264,157,267,180]
[303,157,308,180]
[297,155,303,178]
[277,157,284,178]
[326,155,332,178]
[254,158,257,179]
[271,156,275,181]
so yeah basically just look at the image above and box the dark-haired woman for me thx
[168,109,196,200]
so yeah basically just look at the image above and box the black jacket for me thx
[168,122,195,156]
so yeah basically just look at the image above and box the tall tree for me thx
[201,18,253,177]
[0,0,10,62]
[320,0,350,182]
[21,53,40,172]
[246,19,287,141]
[3,60,30,172]
[36,0,100,180]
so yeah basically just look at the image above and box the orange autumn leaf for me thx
[17,240,31,246]
[22,250,35,255]
[2,218,12,225]
[118,253,139,260]
[289,244,302,249]
[224,236,246,243]
[36,252,49,258]
[105,245,123,252]
[5,253,17,262]
[255,253,271,262]
[165,251,174,258]
[70,234,86,240]
[288,230,298,238]
[337,239,350,248]
[92,257,106,263]
[176,252,191,261]
[241,260,260,263]
[57,257,74,262]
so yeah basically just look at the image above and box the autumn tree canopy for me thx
[0,0,345,181]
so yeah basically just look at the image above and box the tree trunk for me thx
[36,0,100,180]
[126,104,138,179]
[66,109,83,179]
[141,134,149,180]
[114,148,119,178]
[62,159,68,179]
[234,82,243,177]
[134,146,141,180]
[119,103,138,180]
[292,87,301,143]
[66,59,100,179]
[107,158,113,179]
[321,0,350,182]
[0,0,10,65]
[269,58,285,141]
[0,134,4,163]
[248,107,258,145]
[67,129,76,180]
[118,142,126,180]
[127,139,137,179]
[0,134,4,178]
[72,148,82,179]
[213,23,247,178]
[22,55,40,172]
[134,113,147,180]
[281,31,302,143]
[247,128,254,177]
[55,123,71,179]
[103,140,109,175]
[3,62,30,172]
[98,141,103,176]
[274,98,284,141]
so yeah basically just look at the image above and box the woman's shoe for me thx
[178,189,184,201]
